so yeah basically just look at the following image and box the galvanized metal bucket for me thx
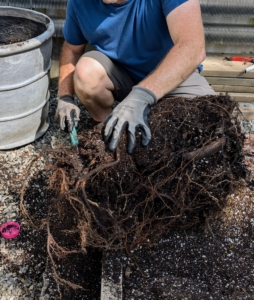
[0,6,54,150]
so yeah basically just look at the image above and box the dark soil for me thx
[103,134,254,300]
[20,165,102,299]
[19,94,250,298]
[111,203,254,300]
[105,176,254,300]
[0,16,46,45]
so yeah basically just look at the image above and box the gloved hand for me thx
[55,95,80,133]
[104,86,157,154]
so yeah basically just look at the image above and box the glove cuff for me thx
[132,86,157,105]
[57,94,75,104]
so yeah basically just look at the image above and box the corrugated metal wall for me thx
[200,0,254,53]
[1,0,254,54]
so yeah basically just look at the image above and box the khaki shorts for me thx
[82,50,216,101]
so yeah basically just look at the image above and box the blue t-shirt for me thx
[63,0,187,82]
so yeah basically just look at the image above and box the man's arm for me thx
[55,41,86,132]
[105,0,206,153]
[58,41,87,96]
[139,0,206,99]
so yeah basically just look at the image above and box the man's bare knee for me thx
[74,56,114,98]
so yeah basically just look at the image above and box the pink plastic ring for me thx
[0,222,20,239]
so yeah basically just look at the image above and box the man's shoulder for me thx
[159,0,188,16]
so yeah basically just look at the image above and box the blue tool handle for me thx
[70,127,78,146]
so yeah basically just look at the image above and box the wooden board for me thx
[202,54,254,79]
[237,102,254,121]
[216,92,254,103]
[101,252,123,300]
[206,77,254,86]
[203,55,254,99]
[212,85,254,93]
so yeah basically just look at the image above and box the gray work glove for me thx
[55,95,80,133]
[104,86,157,154]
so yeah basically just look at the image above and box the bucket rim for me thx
[0,6,55,56]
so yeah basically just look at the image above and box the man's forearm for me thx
[58,41,86,97]
[139,0,206,100]
[139,40,206,100]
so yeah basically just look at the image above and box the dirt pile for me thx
[22,95,245,244]
[20,94,247,290]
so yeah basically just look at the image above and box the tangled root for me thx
[21,94,247,289]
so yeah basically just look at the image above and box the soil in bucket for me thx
[0,16,46,45]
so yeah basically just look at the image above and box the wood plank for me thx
[101,252,123,300]
[216,92,254,103]
[212,85,254,93]
[206,77,254,87]
[202,54,254,79]
[237,102,254,121]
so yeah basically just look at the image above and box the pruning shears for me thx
[225,56,254,73]
[225,56,254,63]
[70,127,79,150]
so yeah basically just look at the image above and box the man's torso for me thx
[64,0,187,81]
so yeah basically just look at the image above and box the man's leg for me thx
[164,69,216,98]
[74,50,135,122]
